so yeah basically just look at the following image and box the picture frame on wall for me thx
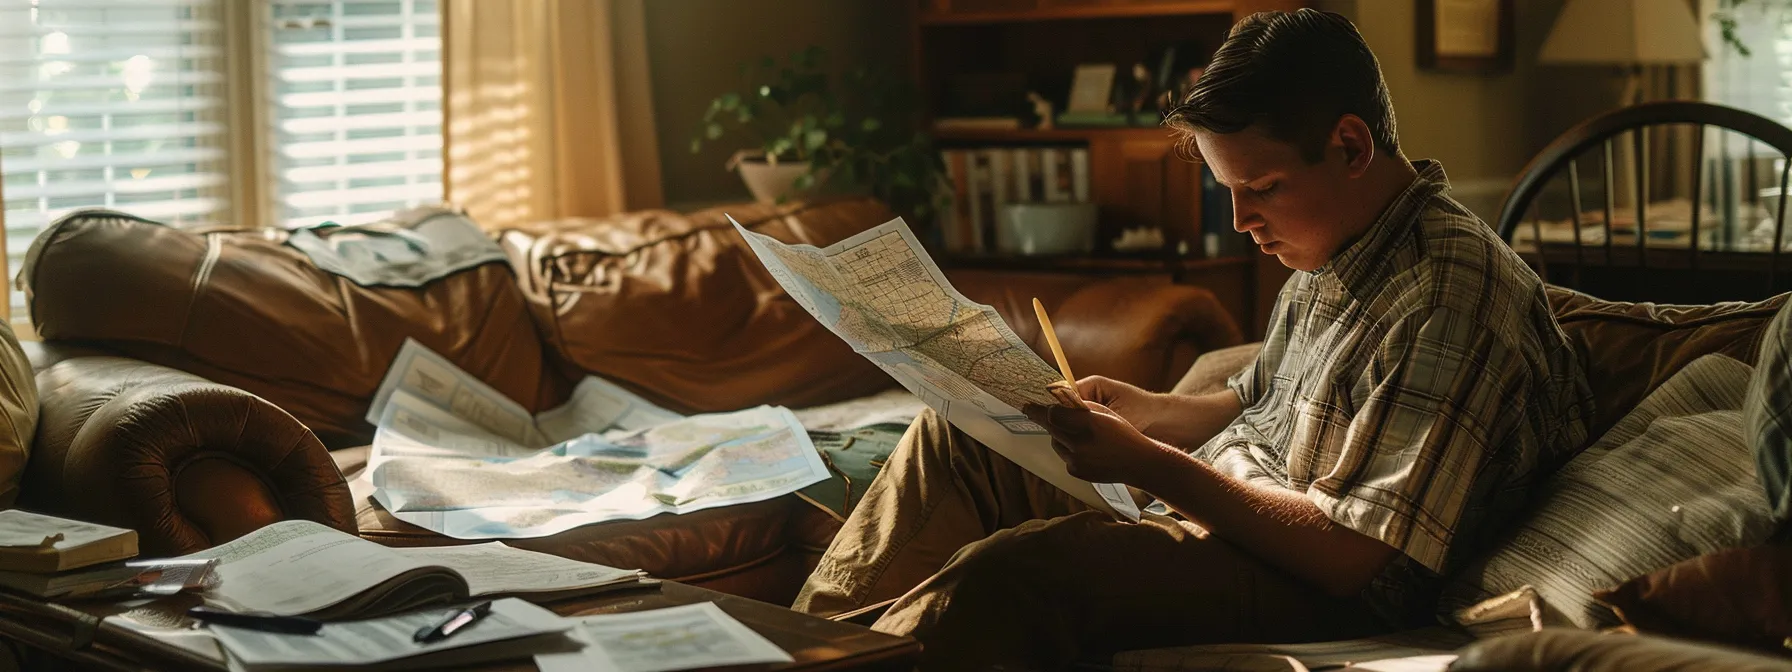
[1416,0,1515,73]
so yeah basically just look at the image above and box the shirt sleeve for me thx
[1305,306,1530,574]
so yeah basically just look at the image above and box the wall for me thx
[642,0,911,209]
[1320,0,1620,220]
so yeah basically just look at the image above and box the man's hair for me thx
[1164,9,1399,164]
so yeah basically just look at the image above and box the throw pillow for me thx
[1594,544,1792,654]
[1746,297,1792,524]
[1441,353,1776,628]
[0,322,35,508]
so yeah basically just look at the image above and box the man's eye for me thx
[1254,183,1278,196]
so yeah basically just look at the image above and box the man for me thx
[794,9,1594,669]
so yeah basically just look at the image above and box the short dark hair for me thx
[1165,9,1399,164]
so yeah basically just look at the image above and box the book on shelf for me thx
[1009,147,1035,202]
[942,150,974,254]
[1070,149,1091,203]
[967,151,990,251]
[984,148,1011,248]
[0,509,137,573]
[184,520,645,620]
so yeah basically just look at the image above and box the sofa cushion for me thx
[1595,545,1792,655]
[1546,285,1788,442]
[0,323,34,509]
[22,208,559,448]
[1746,299,1792,524]
[497,198,895,414]
[1452,628,1792,672]
[332,446,796,585]
[1441,353,1776,628]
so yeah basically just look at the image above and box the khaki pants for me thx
[794,410,1382,670]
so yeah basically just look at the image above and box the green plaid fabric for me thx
[1195,161,1595,620]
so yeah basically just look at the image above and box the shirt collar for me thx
[1313,160,1451,294]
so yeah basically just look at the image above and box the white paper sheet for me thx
[213,598,569,670]
[730,215,1139,521]
[185,520,433,617]
[533,602,791,672]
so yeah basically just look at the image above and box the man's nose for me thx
[1231,192,1262,233]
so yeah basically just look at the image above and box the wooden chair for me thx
[1496,101,1792,304]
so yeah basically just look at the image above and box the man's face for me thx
[1195,125,1361,272]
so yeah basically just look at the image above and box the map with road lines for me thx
[732,215,1141,521]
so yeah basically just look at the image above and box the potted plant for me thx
[691,46,948,224]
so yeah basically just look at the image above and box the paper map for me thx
[731,215,1140,521]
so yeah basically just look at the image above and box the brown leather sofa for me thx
[14,197,1244,605]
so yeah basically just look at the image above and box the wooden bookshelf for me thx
[912,0,1306,337]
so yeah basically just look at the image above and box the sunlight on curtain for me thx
[442,0,641,230]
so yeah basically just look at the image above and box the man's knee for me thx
[941,511,1116,583]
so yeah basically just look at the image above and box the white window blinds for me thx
[267,0,442,228]
[0,0,230,323]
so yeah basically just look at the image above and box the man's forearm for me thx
[1138,390,1243,450]
[1136,449,1398,597]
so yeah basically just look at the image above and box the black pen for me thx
[187,606,323,635]
[413,600,493,643]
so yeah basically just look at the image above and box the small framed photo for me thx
[1417,0,1515,73]
[1067,64,1117,113]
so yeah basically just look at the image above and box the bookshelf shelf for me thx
[918,1,1236,26]
[932,126,1175,144]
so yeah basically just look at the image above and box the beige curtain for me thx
[442,0,662,229]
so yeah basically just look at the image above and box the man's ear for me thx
[1333,114,1375,178]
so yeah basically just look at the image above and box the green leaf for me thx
[793,173,815,190]
[719,93,740,110]
[860,118,881,132]
[689,138,701,154]
[736,106,754,123]
[705,123,723,140]
[758,85,773,98]
[804,129,827,151]
[768,137,794,159]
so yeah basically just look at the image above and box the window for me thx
[0,0,444,327]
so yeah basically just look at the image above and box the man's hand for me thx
[1075,376,1165,433]
[1022,401,1185,487]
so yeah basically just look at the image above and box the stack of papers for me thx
[364,341,833,539]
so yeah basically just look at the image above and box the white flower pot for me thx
[731,151,824,204]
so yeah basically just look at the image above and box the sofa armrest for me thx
[951,271,1247,392]
[21,357,355,555]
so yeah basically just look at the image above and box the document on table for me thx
[534,602,792,672]
[212,597,574,671]
[730,214,1140,521]
[182,520,642,619]
[364,341,831,540]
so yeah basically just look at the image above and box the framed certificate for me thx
[1417,0,1515,73]
[1067,64,1118,113]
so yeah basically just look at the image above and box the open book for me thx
[731,215,1141,521]
[184,520,645,620]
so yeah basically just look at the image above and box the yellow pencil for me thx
[1032,297,1077,387]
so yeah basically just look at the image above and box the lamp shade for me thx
[1540,0,1704,64]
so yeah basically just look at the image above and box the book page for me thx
[183,520,447,617]
[395,542,644,596]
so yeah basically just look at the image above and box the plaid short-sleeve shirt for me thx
[1195,160,1594,622]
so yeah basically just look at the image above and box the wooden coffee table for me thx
[0,580,917,671]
